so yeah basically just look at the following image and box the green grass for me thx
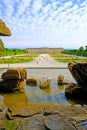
[0,54,39,64]
[4,120,17,130]
[51,54,87,63]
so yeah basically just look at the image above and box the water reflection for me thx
[1,90,28,107]
[24,79,70,106]
[40,87,51,94]
[58,85,64,91]
[0,68,87,106]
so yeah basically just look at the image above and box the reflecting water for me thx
[0,68,86,107]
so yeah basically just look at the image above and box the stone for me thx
[26,78,38,86]
[65,83,87,99]
[0,104,86,129]
[57,75,70,85]
[0,79,24,92]
[44,114,76,130]
[39,77,51,89]
[0,19,11,36]
[17,114,45,130]
[2,68,27,80]
[65,62,87,99]
[6,104,43,119]
[0,68,27,92]
[68,62,87,88]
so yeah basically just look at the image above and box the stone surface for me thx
[39,78,51,89]
[6,104,43,119]
[0,19,11,36]
[2,68,27,80]
[0,68,27,92]
[17,114,45,130]
[57,74,70,84]
[0,104,87,130]
[26,78,38,86]
[44,114,76,130]
[68,62,87,88]
[65,62,87,99]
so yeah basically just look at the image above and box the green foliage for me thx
[63,48,87,57]
[4,120,17,130]
[79,46,84,51]
[1,42,5,51]
[2,48,27,56]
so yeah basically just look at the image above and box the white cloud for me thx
[0,0,87,49]
[32,0,42,14]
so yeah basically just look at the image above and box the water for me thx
[0,68,86,107]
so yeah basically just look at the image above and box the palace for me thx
[26,47,64,54]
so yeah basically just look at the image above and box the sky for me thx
[0,0,87,49]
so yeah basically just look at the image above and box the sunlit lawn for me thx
[0,54,39,64]
[51,54,87,63]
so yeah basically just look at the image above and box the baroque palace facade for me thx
[26,47,64,54]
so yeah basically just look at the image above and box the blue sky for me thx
[0,0,87,49]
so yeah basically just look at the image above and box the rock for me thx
[0,19,11,36]
[57,75,70,85]
[0,105,8,129]
[65,62,87,99]
[44,114,76,130]
[0,68,27,92]
[39,77,51,89]
[6,104,43,119]
[0,79,24,92]
[0,104,87,130]
[17,114,45,130]
[68,62,87,88]
[2,68,27,80]
[26,78,38,86]
[65,83,87,99]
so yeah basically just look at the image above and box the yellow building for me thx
[26,47,64,54]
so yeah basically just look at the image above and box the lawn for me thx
[0,54,39,64]
[51,54,87,63]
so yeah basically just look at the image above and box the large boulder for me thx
[0,19,11,36]
[2,68,27,80]
[65,62,87,99]
[68,62,87,88]
[0,68,27,92]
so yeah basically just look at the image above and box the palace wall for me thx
[26,47,64,54]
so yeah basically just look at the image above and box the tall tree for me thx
[79,46,84,51]
[85,46,87,51]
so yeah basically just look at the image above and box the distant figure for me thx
[37,61,38,64]
[8,64,10,68]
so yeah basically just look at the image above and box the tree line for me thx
[63,46,87,57]
[1,41,27,56]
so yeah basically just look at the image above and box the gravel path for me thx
[0,54,68,68]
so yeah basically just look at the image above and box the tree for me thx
[79,46,84,51]
[85,46,87,51]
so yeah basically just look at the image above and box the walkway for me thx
[0,54,68,68]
